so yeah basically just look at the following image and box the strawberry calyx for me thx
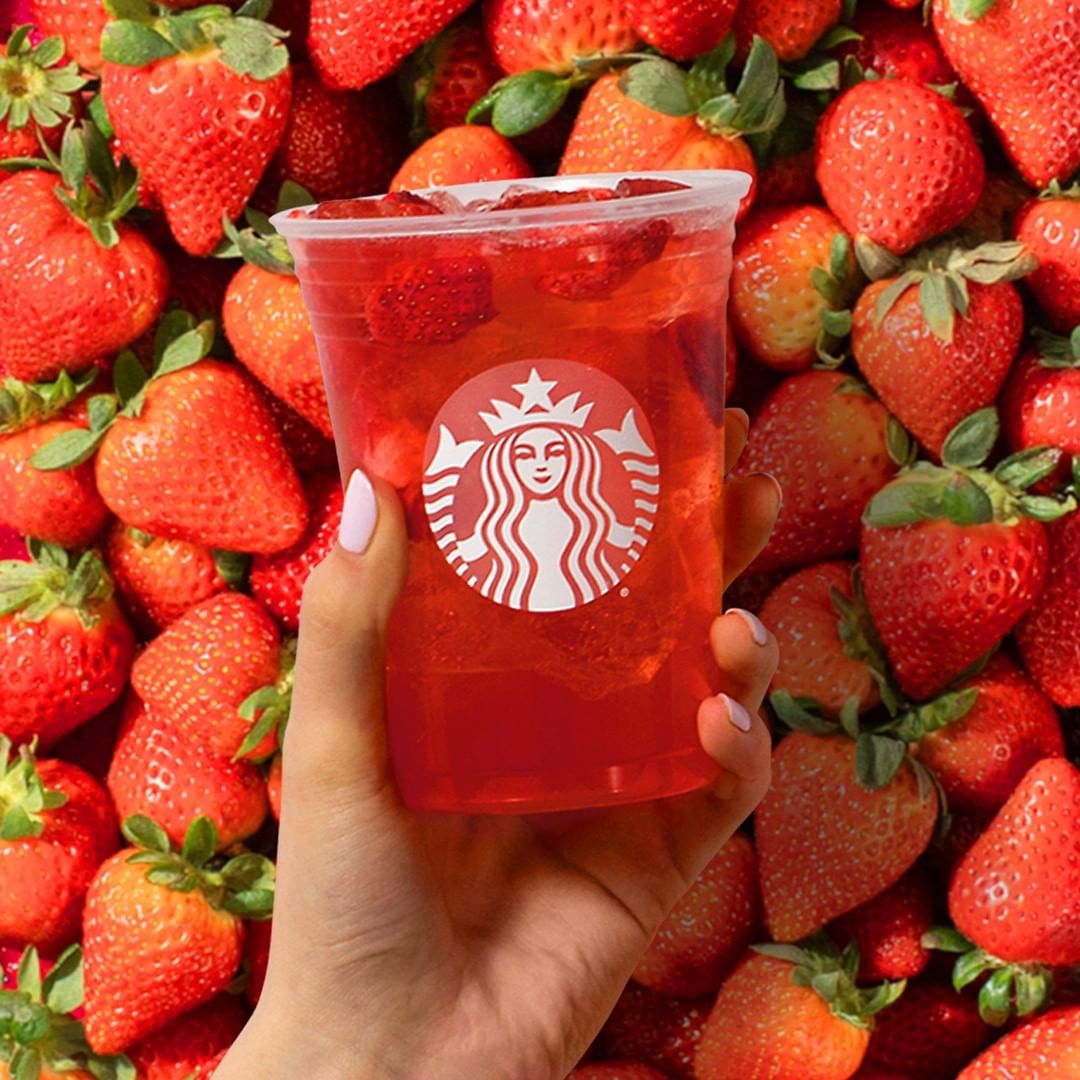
[753,933,906,1029]
[1034,325,1080,370]
[0,368,98,436]
[122,814,275,918]
[1037,178,1080,202]
[0,737,68,841]
[0,26,86,133]
[100,0,288,82]
[0,945,135,1079]
[235,636,295,761]
[948,0,997,23]
[783,23,864,95]
[215,182,313,276]
[0,541,114,628]
[812,232,865,366]
[922,926,1054,1026]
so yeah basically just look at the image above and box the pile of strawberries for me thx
[0,0,1077,1075]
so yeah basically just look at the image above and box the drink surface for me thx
[276,173,745,812]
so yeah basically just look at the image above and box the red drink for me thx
[274,171,750,813]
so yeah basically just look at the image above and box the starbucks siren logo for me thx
[422,359,660,612]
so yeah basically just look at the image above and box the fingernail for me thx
[339,468,378,554]
[721,693,753,732]
[750,471,784,510]
[727,607,769,646]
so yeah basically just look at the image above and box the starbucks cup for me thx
[274,170,751,813]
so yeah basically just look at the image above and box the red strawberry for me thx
[734,0,843,61]
[131,593,287,761]
[0,545,134,749]
[1013,185,1080,332]
[1016,510,1080,707]
[932,0,1080,189]
[266,754,282,822]
[569,1066,666,1080]
[761,561,879,719]
[262,390,338,476]
[244,915,271,1006]
[0,741,116,951]
[128,994,248,1079]
[191,1049,229,1078]
[949,758,1080,966]
[625,0,737,61]
[28,0,107,71]
[841,1,960,86]
[390,125,533,191]
[737,371,897,574]
[83,816,269,1054]
[916,654,1064,815]
[755,733,938,941]
[309,0,472,90]
[930,811,992,885]
[816,80,985,255]
[108,695,269,850]
[157,243,237,324]
[251,472,342,632]
[957,1005,1080,1079]
[1002,337,1080,472]
[632,834,761,997]
[757,147,819,209]
[101,8,292,255]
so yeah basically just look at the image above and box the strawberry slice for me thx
[486,185,617,211]
[615,178,691,197]
[303,191,446,218]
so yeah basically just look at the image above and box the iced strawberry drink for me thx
[274,171,750,813]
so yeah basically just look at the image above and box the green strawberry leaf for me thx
[921,926,974,953]
[208,16,289,81]
[28,427,105,471]
[1034,325,1080,369]
[122,814,171,854]
[100,21,180,66]
[953,947,996,990]
[181,816,218,868]
[686,35,734,107]
[113,350,149,408]
[994,445,1064,490]
[1014,968,1053,1016]
[854,732,907,790]
[885,416,916,468]
[87,1054,137,1080]
[941,407,999,469]
[979,968,1015,1027]
[156,323,214,377]
[224,887,275,918]
[219,852,275,892]
[950,0,998,22]
[768,690,836,735]
[941,473,994,526]
[16,947,41,1001]
[11,1046,42,1080]
[1016,492,1077,521]
[211,548,250,587]
[41,944,83,1016]
[619,58,694,117]
[863,476,943,526]
[479,70,570,138]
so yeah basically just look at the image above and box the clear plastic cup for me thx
[274,170,751,813]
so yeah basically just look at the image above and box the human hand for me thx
[216,408,781,1080]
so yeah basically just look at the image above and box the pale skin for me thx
[217,408,781,1080]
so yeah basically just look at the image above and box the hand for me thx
[217,408,782,1080]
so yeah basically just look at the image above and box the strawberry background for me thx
[0,0,1078,1076]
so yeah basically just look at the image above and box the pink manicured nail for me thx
[721,693,753,733]
[728,607,769,646]
[339,468,378,554]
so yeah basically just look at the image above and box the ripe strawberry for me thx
[244,914,271,1006]
[632,834,761,997]
[251,472,342,632]
[390,125,533,191]
[1002,336,1080,473]
[1016,511,1080,707]
[755,733,938,941]
[0,740,116,951]
[916,655,1064,815]
[737,371,896,574]
[101,6,292,255]
[569,1066,666,1080]
[128,993,248,1079]
[0,527,23,561]
[932,0,1080,189]
[762,561,879,719]
[265,754,282,822]
[0,544,134,749]
[83,815,271,1055]
[840,1,960,87]
[132,593,288,761]
[309,0,472,90]
[930,811,991,885]
[262,389,337,476]
[816,80,985,256]
[1013,185,1080,332]
[957,1005,1080,1079]
[28,0,107,71]
[949,758,1080,966]
[190,1049,228,1078]
[730,204,860,372]
[733,0,843,61]
[757,147,818,208]
[851,244,1030,457]
[108,695,269,850]
[625,0,737,61]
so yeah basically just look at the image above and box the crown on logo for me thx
[479,368,594,436]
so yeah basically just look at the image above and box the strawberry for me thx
[1016,509,1080,707]
[733,0,843,62]
[957,1005,1080,1079]
[250,471,342,632]
[108,695,269,850]
[483,0,638,76]
[695,947,902,1080]
[262,389,337,476]
[859,408,1062,701]
[0,419,110,550]
[840,2,960,87]
[816,79,985,256]
[0,528,23,562]
[930,811,992,886]
[265,754,282,822]
[569,1065,666,1080]
[632,833,761,997]
[190,1049,228,1078]
[28,0,108,71]
[83,815,271,1055]
[761,561,879,719]
[757,147,818,209]
[0,740,116,951]
[309,0,472,90]
[831,867,934,982]
[916,654,1064,815]
[737,371,897,574]
[851,243,1032,457]
[932,0,1080,189]
[0,544,134,749]
[1013,184,1080,333]
[105,523,235,635]
[243,914,271,1006]
[128,993,248,1079]
[730,204,860,372]
[755,733,938,941]
[625,0,738,61]
[960,171,1033,243]
[0,132,167,384]
[390,124,533,191]
[101,3,292,256]
[131,593,289,761]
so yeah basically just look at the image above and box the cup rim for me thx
[271,170,752,240]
